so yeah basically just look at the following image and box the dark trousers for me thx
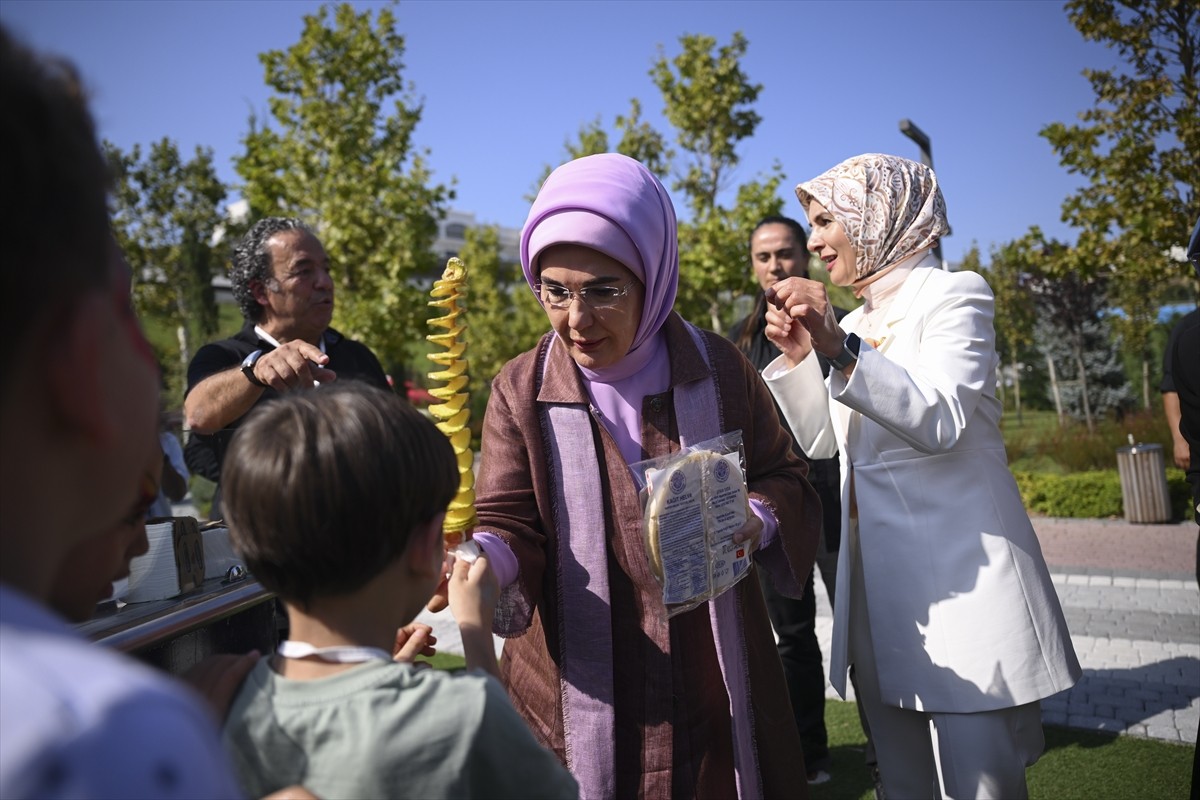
[759,556,835,772]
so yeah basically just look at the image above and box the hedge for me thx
[1011,468,1192,520]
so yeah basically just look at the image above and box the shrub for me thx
[1013,470,1124,518]
[1012,468,1193,520]
[1016,411,1177,473]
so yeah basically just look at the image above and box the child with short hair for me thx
[219,383,577,799]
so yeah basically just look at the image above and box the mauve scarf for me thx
[542,325,759,800]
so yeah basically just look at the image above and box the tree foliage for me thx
[236,2,451,370]
[985,232,1059,419]
[522,32,780,334]
[1025,239,1134,430]
[1040,0,1199,405]
[105,138,226,391]
[527,100,674,205]
[651,32,761,218]
[454,225,545,410]
[650,32,783,331]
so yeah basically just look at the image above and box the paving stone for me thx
[1114,705,1151,723]
[1147,725,1183,742]
[1067,715,1126,733]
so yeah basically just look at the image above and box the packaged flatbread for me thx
[635,432,753,617]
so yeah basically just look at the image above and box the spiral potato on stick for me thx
[426,258,476,546]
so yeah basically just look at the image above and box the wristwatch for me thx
[827,333,861,371]
[241,350,268,388]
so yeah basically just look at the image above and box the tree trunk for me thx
[1072,343,1094,434]
[176,292,192,372]
[176,327,190,377]
[709,300,723,336]
[1046,354,1064,427]
[1013,358,1023,425]
[1141,356,1151,411]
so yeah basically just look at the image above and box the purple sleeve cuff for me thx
[472,531,519,588]
[749,498,778,549]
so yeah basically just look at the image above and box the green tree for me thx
[236,2,451,370]
[528,101,673,204]
[525,117,612,204]
[985,236,1043,422]
[527,32,780,334]
[650,32,783,332]
[105,138,227,396]
[1040,0,1199,408]
[453,225,545,413]
[614,98,672,180]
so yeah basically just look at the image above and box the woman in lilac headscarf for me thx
[470,153,822,799]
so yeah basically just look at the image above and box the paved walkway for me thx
[417,516,1200,745]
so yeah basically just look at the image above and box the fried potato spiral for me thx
[427,258,476,544]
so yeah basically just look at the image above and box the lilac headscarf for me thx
[521,153,678,353]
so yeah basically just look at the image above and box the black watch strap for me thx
[827,333,860,371]
[241,350,268,388]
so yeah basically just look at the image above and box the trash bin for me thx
[1115,442,1172,523]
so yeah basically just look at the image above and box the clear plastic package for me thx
[631,431,753,618]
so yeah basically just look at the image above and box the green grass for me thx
[416,652,467,671]
[811,700,1194,800]
[423,656,1194,797]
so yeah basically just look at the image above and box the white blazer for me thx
[766,257,1080,713]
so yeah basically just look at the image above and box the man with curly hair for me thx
[183,217,389,518]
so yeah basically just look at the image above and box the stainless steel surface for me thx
[79,578,274,653]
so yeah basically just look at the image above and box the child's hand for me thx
[424,550,456,613]
[447,553,499,633]
[448,554,501,678]
[392,622,437,662]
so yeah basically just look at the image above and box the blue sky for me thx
[2,0,1119,266]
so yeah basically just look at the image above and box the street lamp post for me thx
[898,118,946,268]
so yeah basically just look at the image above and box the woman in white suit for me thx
[762,153,1080,799]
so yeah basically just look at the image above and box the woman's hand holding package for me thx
[731,513,763,555]
[765,277,846,365]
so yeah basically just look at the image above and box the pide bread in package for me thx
[635,432,753,617]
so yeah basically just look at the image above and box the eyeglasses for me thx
[536,281,635,310]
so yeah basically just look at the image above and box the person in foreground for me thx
[220,382,578,800]
[47,442,158,623]
[761,153,1081,799]
[0,25,245,798]
[469,153,822,798]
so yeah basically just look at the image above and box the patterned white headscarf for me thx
[795,153,950,282]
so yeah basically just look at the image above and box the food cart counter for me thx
[77,575,280,675]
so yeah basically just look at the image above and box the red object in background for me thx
[404,380,435,406]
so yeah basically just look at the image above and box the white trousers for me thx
[849,546,1045,799]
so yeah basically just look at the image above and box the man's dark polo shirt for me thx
[183,321,389,488]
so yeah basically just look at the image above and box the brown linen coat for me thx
[477,313,822,799]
